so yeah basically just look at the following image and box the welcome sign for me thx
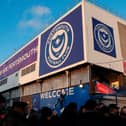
[32,84,89,112]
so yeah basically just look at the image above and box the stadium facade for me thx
[0,1,126,110]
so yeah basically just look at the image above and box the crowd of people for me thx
[0,94,126,126]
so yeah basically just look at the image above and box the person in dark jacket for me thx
[28,109,40,126]
[3,101,29,126]
[78,99,107,126]
[0,94,6,126]
[60,102,78,126]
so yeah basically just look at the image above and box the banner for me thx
[0,38,38,80]
[32,84,90,113]
[39,5,84,76]
[95,81,116,94]
[92,18,116,57]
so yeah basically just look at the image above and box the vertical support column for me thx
[89,64,95,94]
[65,70,71,87]
[118,73,124,89]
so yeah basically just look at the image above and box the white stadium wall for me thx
[83,1,123,72]
[19,61,39,85]
[0,72,19,92]
[19,36,40,85]
[117,21,126,75]
[1,1,125,93]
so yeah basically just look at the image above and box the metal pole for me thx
[115,94,118,105]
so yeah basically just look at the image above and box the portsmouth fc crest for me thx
[45,22,74,68]
[92,18,116,57]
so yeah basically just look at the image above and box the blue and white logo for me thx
[94,23,114,53]
[45,22,74,68]
[93,18,116,57]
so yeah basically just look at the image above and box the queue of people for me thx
[1,94,126,126]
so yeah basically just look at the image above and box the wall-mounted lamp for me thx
[79,80,83,88]
[79,84,83,88]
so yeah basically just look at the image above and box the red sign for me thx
[95,82,115,94]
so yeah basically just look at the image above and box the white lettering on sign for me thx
[40,87,74,99]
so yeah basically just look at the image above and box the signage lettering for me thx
[40,87,74,99]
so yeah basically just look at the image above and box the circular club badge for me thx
[45,22,74,68]
[94,23,114,53]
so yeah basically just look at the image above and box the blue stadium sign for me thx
[45,22,73,68]
[39,5,84,77]
[92,18,116,57]
[32,84,90,114]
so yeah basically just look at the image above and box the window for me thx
[0,78,8,86]
[21,63,36,76]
